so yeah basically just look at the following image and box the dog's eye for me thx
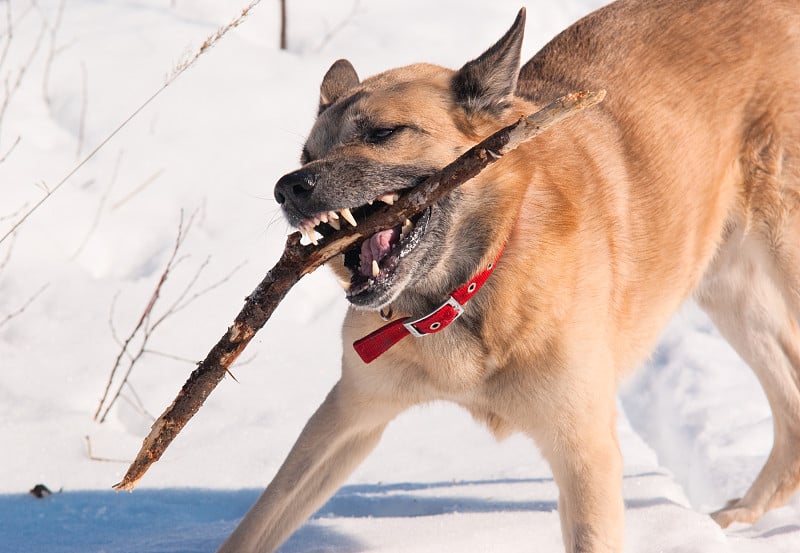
[365,127,398,144]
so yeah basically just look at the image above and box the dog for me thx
[218,1,800,551]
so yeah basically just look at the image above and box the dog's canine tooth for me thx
[371,260,380,278]
[401,218,414,240]
[327,211,341,230]
[299,224,319,246]
[341,208,357,227]
[319,213,329,224]
[378,193,399,205]
[337,279,351,291]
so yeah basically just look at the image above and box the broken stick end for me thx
[112,478,138,492]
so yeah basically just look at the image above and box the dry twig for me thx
[71,150,122,259]
[315,0,361,53]
[0,282,49,328]
[0,2,47,152]
[111,168,164,210]
[75,60,87,159]
[113,89,606,491]
[0,0,264,247]
[41,0,67,106]
[279,0,286,50]
[94,210,197,423]
[85,435,131,463]
[0,135,20,164]
[96,211,246,423]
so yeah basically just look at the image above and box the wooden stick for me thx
[113,89,606,491]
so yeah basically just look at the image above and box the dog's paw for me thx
[710,499,762,528]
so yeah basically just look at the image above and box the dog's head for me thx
[275,9,529,310]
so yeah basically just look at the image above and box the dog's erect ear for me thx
[319,59,360,113]
[452,8,526,114]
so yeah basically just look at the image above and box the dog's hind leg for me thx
[695,218,800,528]
[216,376,406,553]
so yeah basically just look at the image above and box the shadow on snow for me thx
[0,475,676,553]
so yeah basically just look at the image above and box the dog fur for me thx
[218,1,800,551]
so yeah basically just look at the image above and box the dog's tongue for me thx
[359,227,400,277]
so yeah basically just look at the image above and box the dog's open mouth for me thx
[295,192,431,304]
[343,207,430,299]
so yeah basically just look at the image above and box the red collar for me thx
[353,244,505,364]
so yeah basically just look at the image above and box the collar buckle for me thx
[402,295,464,338]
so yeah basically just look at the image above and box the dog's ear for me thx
[319,59,360,114]
[452,8,526,114]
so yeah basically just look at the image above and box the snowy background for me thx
[1,0,798,551]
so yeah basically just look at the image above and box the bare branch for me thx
[0,230,16,274]
[71,150,123,259]
[314,0,361,53]
[97,212,244,424]
[110,169,164,210]
[75,60,87,159]
[85,435,131,464]
[42,0,67,106]
[0,135,20,164]
[279,0,286,50]
[0,282,50,328]
[122,382,156,421]
[112,90,607,491]
[0,10,47,149]
[0,0,264,246]
[0,1,13,72]
[95,210,196,422]
[147,256,211,333]
[165,259,247,319]
[168,0,262,82]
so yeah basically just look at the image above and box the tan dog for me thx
[218,1,800,551]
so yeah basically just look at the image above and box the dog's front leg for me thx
[216,378,404,553]
[541,392,624,553]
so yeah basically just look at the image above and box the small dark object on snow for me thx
[29,484,53,498]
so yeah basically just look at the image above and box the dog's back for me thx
[494,0,800,370]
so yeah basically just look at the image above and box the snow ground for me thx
[1,0,799,551]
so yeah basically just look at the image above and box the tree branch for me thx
[112,89,606,491]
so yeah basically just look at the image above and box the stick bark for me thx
[113,89,606,491]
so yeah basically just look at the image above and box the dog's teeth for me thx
[371,260,380,278]
[337,279,351,291]
[341,208,357,227]
[378,193,399,205]
[319,213,328,224]
[299,225,319,245]
[326,211,341,230]
[401,218,414,240]
[403,218,414,232]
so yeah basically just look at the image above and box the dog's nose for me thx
[274,169,315,205]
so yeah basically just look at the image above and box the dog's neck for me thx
[353,241,506,363]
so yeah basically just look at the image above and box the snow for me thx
[1,0,798,551]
